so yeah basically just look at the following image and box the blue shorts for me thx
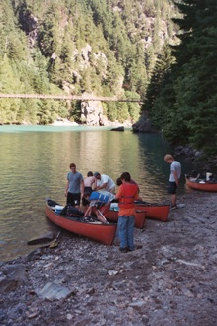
[168,182,177,194]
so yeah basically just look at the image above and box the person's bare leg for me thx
[171,194,176,207]
[84,206,92,216]
[96,209,108,223]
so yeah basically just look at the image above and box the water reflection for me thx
[0,126,192,261]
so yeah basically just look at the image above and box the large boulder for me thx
[81,94,104,126]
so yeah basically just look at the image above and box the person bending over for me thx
[94,172,115,194]
[82,171,96,206]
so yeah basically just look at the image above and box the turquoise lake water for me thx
[0,125,192,261]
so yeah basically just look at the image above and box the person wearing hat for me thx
[94,172,115,194]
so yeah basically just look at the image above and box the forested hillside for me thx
[0,0,178,124]
[144,0,217,155]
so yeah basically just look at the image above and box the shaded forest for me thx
[144,0,217,155]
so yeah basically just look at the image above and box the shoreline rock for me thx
[174,145,217,175]
[0,118,133,128]
[1,191,217,325]
[50,118,132,128]
[132,111,158,133]
[110,126,124,131]
[51,119,79,126]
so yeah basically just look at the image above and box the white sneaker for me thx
[177,204,185,209]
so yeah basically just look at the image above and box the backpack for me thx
[60,205,84,217]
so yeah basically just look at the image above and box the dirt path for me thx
[1,191,217,326]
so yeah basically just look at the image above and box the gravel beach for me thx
[1,190,217,326]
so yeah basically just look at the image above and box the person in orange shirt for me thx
[115,172,139,252]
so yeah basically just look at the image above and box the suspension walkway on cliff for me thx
[0,93,143,104]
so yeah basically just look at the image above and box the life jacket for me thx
[118,183,138,209]
[89,191,112,204]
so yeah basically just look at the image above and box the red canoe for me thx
[101,207,146,228]
[185,177,217,192]
[134,202,169,222]
[102,202,169,223]
[45,200,116,245]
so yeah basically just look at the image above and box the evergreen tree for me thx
[144,44,174,127]
[150,0,217,154]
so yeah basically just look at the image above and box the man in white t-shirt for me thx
[94,172,116,194]
[164,154,181,210]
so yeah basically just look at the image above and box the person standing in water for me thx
[164,154,181,210]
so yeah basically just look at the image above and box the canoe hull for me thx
[136,204,169,222]
[134,210,146,228]
[103,203,169,223]
[186,177,217,192]
[45,204,116,245]
[99,207,146,228]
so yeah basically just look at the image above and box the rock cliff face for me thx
[18,10,38,48]
[81,99,104,126]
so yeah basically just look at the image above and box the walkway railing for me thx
[0,93,143,103]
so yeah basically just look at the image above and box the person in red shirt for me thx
[115,172,139,252]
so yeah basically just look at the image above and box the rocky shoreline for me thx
[1,190,217,326]
[50,118,132,128]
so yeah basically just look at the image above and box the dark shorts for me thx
[67,192,81,206]
[82,187,93,206]
[82,197,90,206]
[84,186,93,194]
[168,182,177,194]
